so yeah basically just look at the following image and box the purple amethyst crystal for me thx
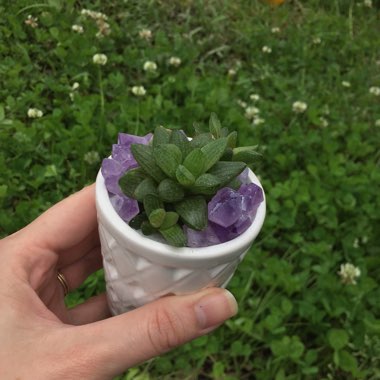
[102,133,152,221]
[186,183,264,247]
[117,132,153,146]
[110,194,139,223]
[112,144,138,171]
[208,188,243,228]
[238,168,250,185]
[101,158,123,179]
[184,224,221,248]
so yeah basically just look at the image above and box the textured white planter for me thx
[96,169,266,315]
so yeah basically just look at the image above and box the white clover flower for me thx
[131,86,146,96]
[253,117,265,125]
[228,68,237,77]
[262,46,272,54]
[84,151,100,165]
[319,117,329,128]
[25,15,38,28]
[245,106,260,119]
[27,108,43,118]
[93,53,107,65]
[168,56,181,67]
[353,238,360,248]
[143,61,158,72]
[271,27,280,34]
[312,37,321,45]
[250,94,260,102]
[375,119,380,127]
[139,28,152,40]
[292,101,308,114]
[364,0,372,7]
[342,81,351,88]
[72,82,80,91]
[96,20,111,38]
[72,24,84,34]
[237,99,247,108]
[338,263,361,285]
[369,86,380,96]
[81,9,107,20]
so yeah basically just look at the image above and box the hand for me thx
[0,185,237,379]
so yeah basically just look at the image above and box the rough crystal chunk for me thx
[101,158,123,179]
[184,224,221,248]
[112,144,138,171]
[208,188,242,228]
[110,194,139,222]
[118,133,152,146]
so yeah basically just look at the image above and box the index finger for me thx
[22,185,98,254]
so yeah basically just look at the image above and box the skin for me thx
[0,185,237,379]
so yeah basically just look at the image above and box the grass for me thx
[1,0,380,379]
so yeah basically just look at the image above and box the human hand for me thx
[0,185,238,379]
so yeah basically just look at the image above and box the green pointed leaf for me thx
[192,173,221,195]
[227,131,237,148]
[170,130,191,157]
[159,224,187,247]
[153,125,171,147]
[149,208,166,228]
[193,122,203,136]
[131,144,166,182]
[134,178,158,202]
[220,127,229,137]
[119,168,146,198]
[176,165,195,186]
[183,148,206,177]
[226,177,241,190]
[160,211,179,230]
[175,196,207,230]
[141,221,156,235]
[201,137,228,171]
[232,146,261,164]
[190,133,213,149]
[221,147,233,161]
[209,113,222,138]
[143,194,164,216]
[129,212,147,230]
[208,161,246,186]
[158,179,184,202]
[153,144,182,178]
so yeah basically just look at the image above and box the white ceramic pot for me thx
[95,169,266,315]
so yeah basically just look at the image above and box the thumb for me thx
[77,288,237,378]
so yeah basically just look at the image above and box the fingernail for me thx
[194,289,238,330]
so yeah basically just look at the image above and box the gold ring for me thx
[57,271,69,296]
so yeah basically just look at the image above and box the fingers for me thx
[58,228,100,268]
[59,246,102,291]
[75,288,238,378]
[21,185,97,254]
[69,293,111,325]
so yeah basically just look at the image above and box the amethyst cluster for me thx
[185,183,264,247]
[101,133,152,222]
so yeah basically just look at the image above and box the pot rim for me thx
[96,168,266,266]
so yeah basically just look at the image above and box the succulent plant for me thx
[117,113,259,247]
